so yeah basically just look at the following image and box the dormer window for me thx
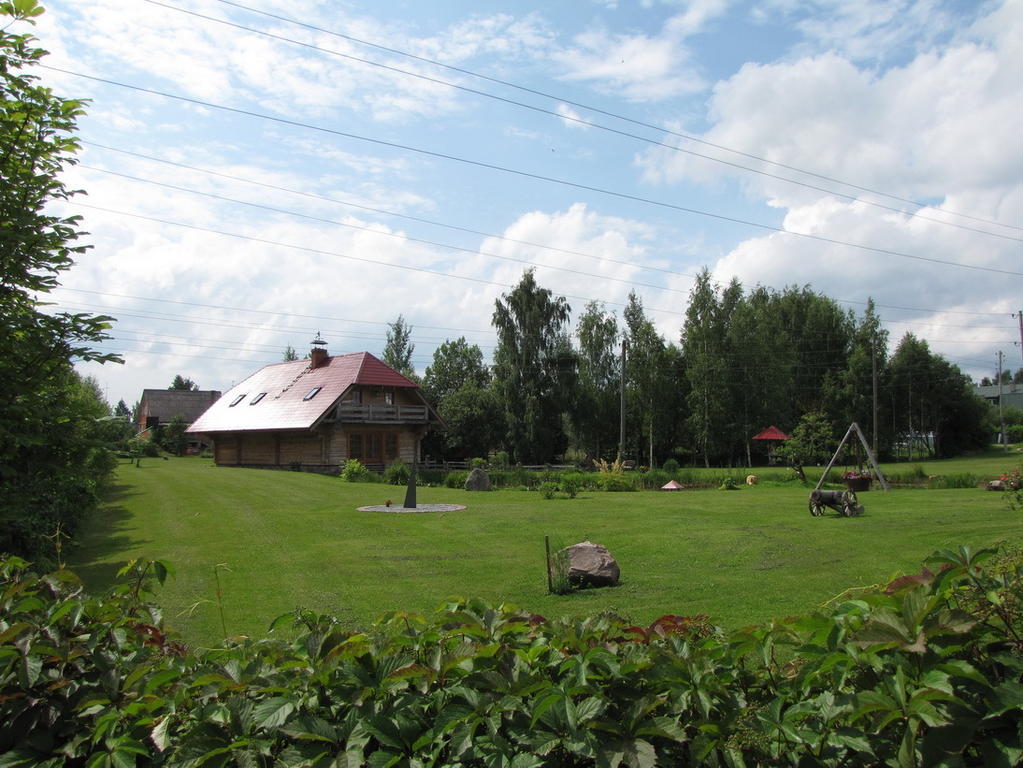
[229,394,246,407]
[250,392,267,405]
[303,386,322,401]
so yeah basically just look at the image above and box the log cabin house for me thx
[186,342,441,473]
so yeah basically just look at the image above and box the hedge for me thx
[2,546,1022,766]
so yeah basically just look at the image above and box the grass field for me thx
[70,454,1023,648]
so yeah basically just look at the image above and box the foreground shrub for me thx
[382,460,410,485]
[339,458,371,482]
[3,546,1023,766]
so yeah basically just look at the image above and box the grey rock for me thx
[988,479,1006,491]
[464,467,491,491]
[560,540,620,587]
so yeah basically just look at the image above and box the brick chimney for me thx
[310,333,328,369]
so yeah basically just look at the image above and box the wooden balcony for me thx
[336,403,430,423]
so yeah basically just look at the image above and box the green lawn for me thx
[70,456,1023,648]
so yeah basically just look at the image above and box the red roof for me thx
[187,352,420,434]
[752,425,791,440]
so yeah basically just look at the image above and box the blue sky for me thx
[23,0,1023,406]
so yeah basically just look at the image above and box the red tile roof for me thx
[187,352,420,434]
[752,425,791,440]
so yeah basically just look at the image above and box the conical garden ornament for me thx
[403,461,418,509]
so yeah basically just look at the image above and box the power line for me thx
[63,202,688,317]
[190,0,1023,236]
[80,164,693,297]
[45,65,1023,279]
[82,140,695,282]
[75,145,1022,323]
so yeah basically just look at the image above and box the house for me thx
[973,382,1023,411]
[137,389,222,437]
[186,342,441,473]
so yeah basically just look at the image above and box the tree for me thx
[682,270,739,466]
[572,302,620,462]
[1015,368,1023,385]
[421,337,490,406]
[886,333,988,459]
[436,381,505,460]
[491,270,574,464]
[114,399,131,419]
[774,411,836,483]
[1,1,121,563]
[282,344,299,362]
[382,314,416,379]
[169,375,198,391]
[827,298,889,453]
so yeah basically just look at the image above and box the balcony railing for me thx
[336,403,429,422]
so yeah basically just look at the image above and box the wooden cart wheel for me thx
[808,495,826,516]
[841,489,859,517]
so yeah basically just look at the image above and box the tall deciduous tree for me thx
[382,314,416,380]
[573,301,620,462]
[1,0,121,562]
[682,270,740,466]
[624,293,675,467]
[492,270,573,464]
[421,337,490,406]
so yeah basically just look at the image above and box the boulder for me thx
[464,467,491,491]
[746,475,759,485]
[559,541,620,587]
[987,480,1005,492]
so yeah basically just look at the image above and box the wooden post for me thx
[545,536,553,594]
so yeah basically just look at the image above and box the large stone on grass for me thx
[464,467,491,491]
[988,480,1005,491]
[560,541,620,587]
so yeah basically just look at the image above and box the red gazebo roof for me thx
[752,425,791,441]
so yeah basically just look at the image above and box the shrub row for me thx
[2,546,1022,766]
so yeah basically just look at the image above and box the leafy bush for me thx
[339,458,371,482]
[3,547,1023,767]
[444,470,468,489]
[718,476,740,490]
[382,460,410,485]
[597,473,635,492]
[640,468,670,489]
[539,481,559,499]
[559,475,580,498]
[469,457,487,469]
[1008,424,1023,443]
[928,472,979,489]
[662,458,680,474]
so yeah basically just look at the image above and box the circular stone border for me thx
[357,504,466,514]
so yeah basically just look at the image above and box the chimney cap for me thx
[311,332,327,348]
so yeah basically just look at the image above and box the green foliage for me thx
[443,470,468,489]
[662,458,680,474]
[559,475,580,498]
[5,547,1023,766]
[775,410,836,472]
[718,476,740,490]
[168,374,198,391]
[381,313,416,380]
[539,480,559,499]
[927,472,979,489]
[339,458,371,482]
[382,460,410,485]
[597,473,636,492]
[492,270,574,463]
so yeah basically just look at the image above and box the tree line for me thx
[387,269,991,467]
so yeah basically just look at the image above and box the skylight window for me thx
[250,392,267,405]
[302,386,322,401]
[229,394,246,407]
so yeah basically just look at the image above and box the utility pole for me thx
[998,351,1007,452]
[1017,310,1022,363]
[871,342,879,459]
[618,338,627,461]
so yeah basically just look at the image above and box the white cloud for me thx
[553,2,729,102]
